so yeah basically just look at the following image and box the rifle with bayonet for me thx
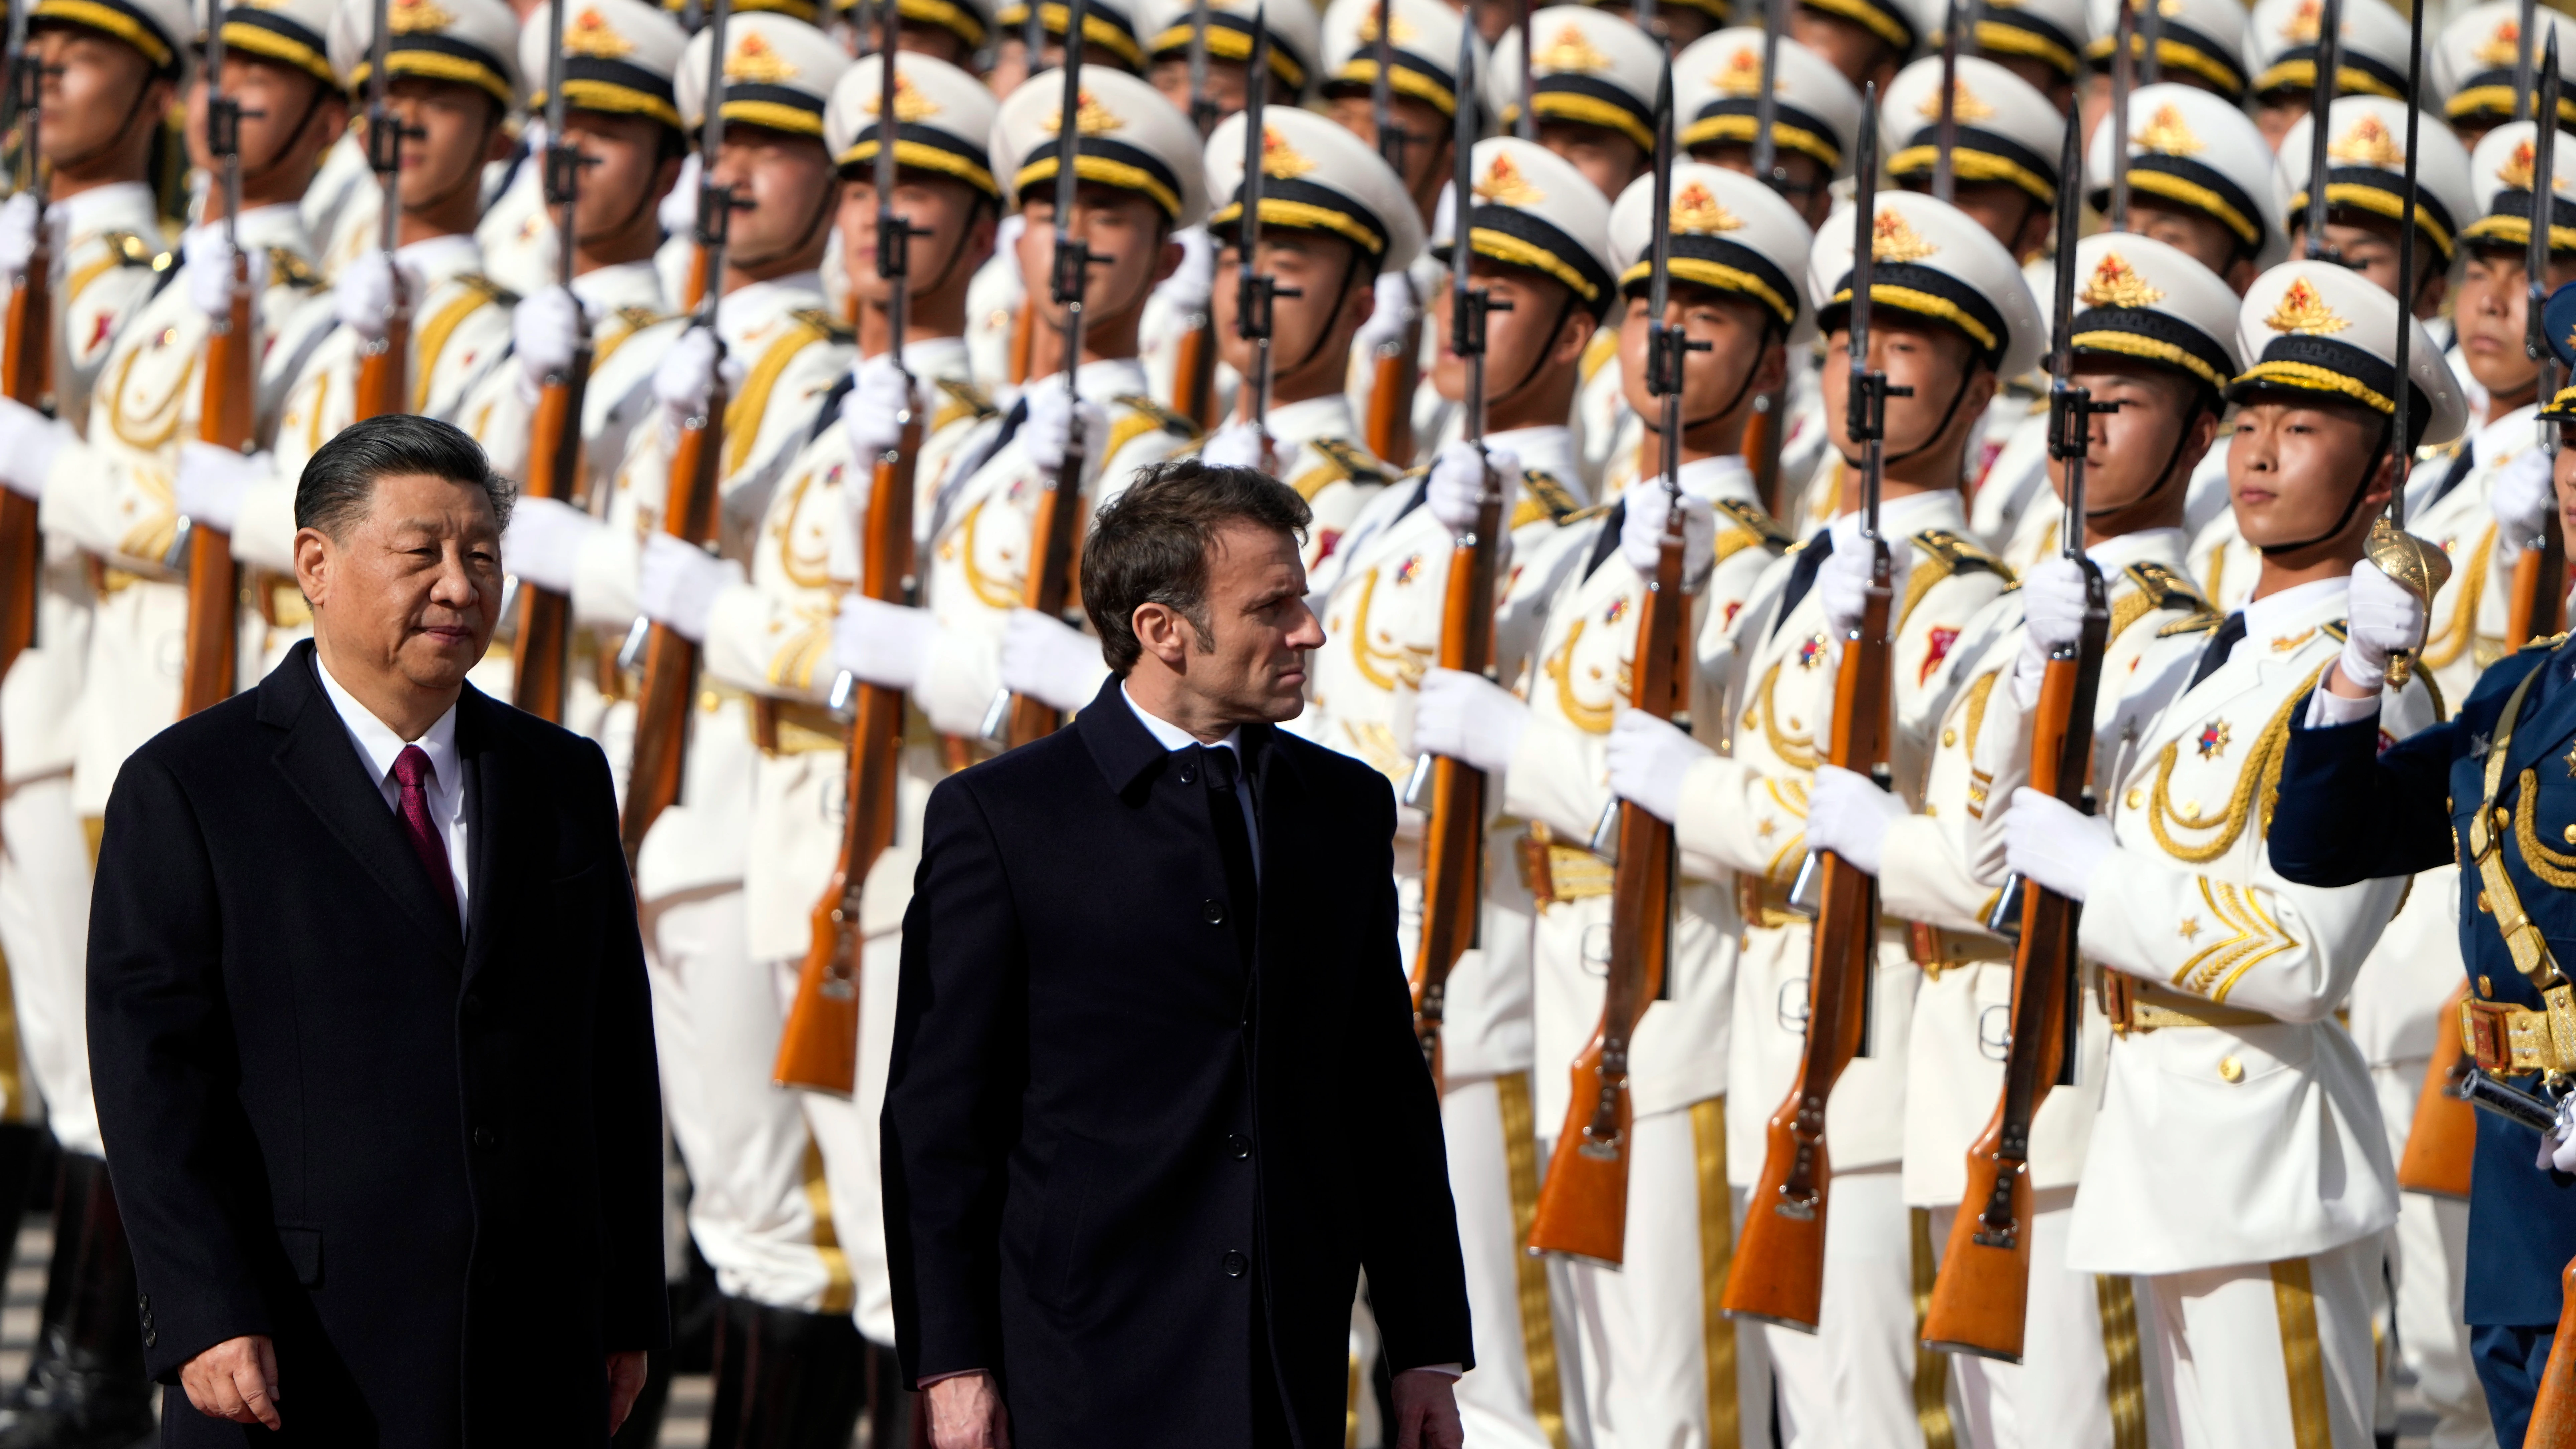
[1233,13,1295,463]
[1933,0,1964,201]
[1404,22,1505,1094]
[2368,0,2448,686]
[2107,0,2136,232]
[1723,86,1900,1328]
[353,0,414,419]
[1526,62,1698,1267]
[2513,32,2567,647]
[180,0,255,717]
[1513,0,1533,140]
[1921,116,2108,1362]
[1744,0,1788,514]
[0,0,46,764]
[620,0,737,868]
[776,34,927,1095]
[983,0,1101,749]
[512,0,591,723]
[1172,0,1220,431]
[1361,0,1417,465]
[2299,0,2344,264]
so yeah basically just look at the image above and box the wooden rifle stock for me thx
[619,385,724,868]
[1001,427,1085,748]
[1007,302,1034,388]
[1525,518,1689,1266]
[1410,466,1503,1089]
[2395,983,2476,1198]
[2511,510,2568,647]
[0,201,47,768]
[181,263,256,718]
[510,368,587,721]
[1364,312,1420,466]
[2530,1254,2576,1447]
[1174,313,1219,433]
[774,412,922,1094]
[353,307,410,420]
[1723,545,1893,1327]
[1921,567,2107,1361]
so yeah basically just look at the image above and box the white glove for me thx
[335,251,421,343]
[0,395,68,501]
[1353,270,1414,356]
[1155,225,1214,314]
[659,153,700,237]
[1199,421,1269,471]
[1820,530,1912,648]
[1426,441,1519,533]
[1804,763,1907,876]
[2494,448,2557,562]
[2001,786,2115,903]
[834,594,938,690]
[2335,556,2426,695]
[2546,1093,2576,1174]
[1619,486,1717,591]
[502,495,604,594]
[840,356,923,461]
[513,285,585,398]
[635,532,739,643]
[1605,707,1712,825]
[2012,554,2091,708]
[0,194,39,285]
[182,227,268,320]
[1412,666,1529,776]
[1022,385,1109,480]
[175,442,272,534]
[652,325,748,424]
[1000,608,1111,713]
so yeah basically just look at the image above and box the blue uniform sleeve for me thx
[2270,695,2460,885]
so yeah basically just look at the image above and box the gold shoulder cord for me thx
[2462,662,2576,1079]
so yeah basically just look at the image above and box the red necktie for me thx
[393,745,459,925]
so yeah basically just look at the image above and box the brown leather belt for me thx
[2128,981,2279,1032]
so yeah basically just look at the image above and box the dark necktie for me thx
[1773,529,1836,639]
[2187,612,2248,692]
[2422,445,2478,513]
[1197,745,1259,965]
[393,745,459,925]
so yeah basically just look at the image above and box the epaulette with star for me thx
[1512,468,1583,528]
[934,377,998,430]
[2124,561,2210,614]
[1308,438,1385,488]
[266,248,321,290]
[1911,527,2013,584]
[614,306,668,333]
[789,307,857,345]
[1112,393,1201,440]
[2156,608,2229,638]
[2521,630,2573,652]
[1715,497,1793,552]
[98,231,165,271]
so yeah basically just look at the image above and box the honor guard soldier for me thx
[1817,232,2237,1447]
[1790,0,1931,93]
[607,12,869,1431]
[1941,0,2089,113]
[1880,54,2064,265]
[2266,279,2576,1449]
[992,0,1144,90]
[2244,0,2414,153]
[1603,189,2036,1447]
[1138,0,1318,126]
[1484,7,1661,206]
[2434,0,2576,152]
[1984,258,2461,1449]
[1570,0,1729,51]
[0,0,346,1434]
[1422,160,1813,1449]
[2081,0,2248,106]
[1675,28,1863,235]
[832,65,1202,738]
[839,0,994,69]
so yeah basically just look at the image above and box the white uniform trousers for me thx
[1563,1100,1770,1449]
[641,886,846,1313]
[2141,1237,2378,1449]
[2368,1059,2494,1449]
[1759,1166,1926,1448]
[1928,1188,2169,1449]
[1449,1072,1587,1449]
[795,930,904,1346]
[0,776,94,1151]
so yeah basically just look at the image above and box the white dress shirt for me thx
[1123,683,1260,882]
[314,652,471,917]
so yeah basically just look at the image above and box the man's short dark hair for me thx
[296,414,513,539]
[1081,460,1311,674]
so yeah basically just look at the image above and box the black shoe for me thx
[0,1155,153,1449]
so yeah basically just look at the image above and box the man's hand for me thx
[925,1370,1011,1449]
[607,1350,648,1433]
[1388,1368,1464,1449]
[180,1334,280,1429]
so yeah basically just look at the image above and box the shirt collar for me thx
[2240,575,2350,644]
[312,649,461,796]
[55,182,156,237]
[1120,682,1242,754]
[1827,487,1959,546]
[395,233,483,287]
[2086,526,2192,572]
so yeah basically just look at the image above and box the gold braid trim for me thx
[1693,1099,1739,1448]
[2271,1259,2334,1449]
[410,280,511,415]
[1498,1074,1571,1449]
[2172,876,2299,1003]
[722,318,831,478]
[2419,520,2496,670]
[2096,1275,2150,1449]
[1544,617,1624,734]
[1910,1208,1960,1449]
[955,500,1025,610]
[2145,662,2328,862]
[1749,659,1819,770]
[1345,569,1429,691]
[1962,669,2001,756]
[2513,769,2576,887]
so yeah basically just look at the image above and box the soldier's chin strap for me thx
[1485,288,1580,415]
[2255,413,2396,556]
[1682,321,1783,434]
[1877,363,1980,468]
[1268,245,1368,386]
[2085,395,2212,520]
[728,176,836,275]
[45,71,162,177]
[234,76,335,199]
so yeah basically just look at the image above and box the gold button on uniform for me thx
[2126,788,2144,810]
[1942,729,1958,747]
[2480,975,2494,999]
[2218,1056,2245,1083]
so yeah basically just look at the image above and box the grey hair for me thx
[294,413,514,539]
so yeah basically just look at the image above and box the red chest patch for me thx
[86,313,112,352]
[1919,626,1960,684]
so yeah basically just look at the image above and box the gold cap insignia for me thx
[1534,23,1610,72]
[388,0,452,33]
[2497,138,2569,192]
[2081,251,2164,309]
[1915,81,1995,122]
[1354,10,1416,44]
[1670,180,1742,233]
[2264,276,2351,334]
[1042,89,1125,134]
[2133,102,2203,155]
[2477,19,2524,68]
[1259,126,1315,178]
[564,8,633,58]
[1716,47,1767,96]
[888,72,939,122]
[2328,112,2405,167]
[725,31,798,84]
[1474,152,1545,205]
[1871,208,1939,262]
[2279,0,2323,44]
